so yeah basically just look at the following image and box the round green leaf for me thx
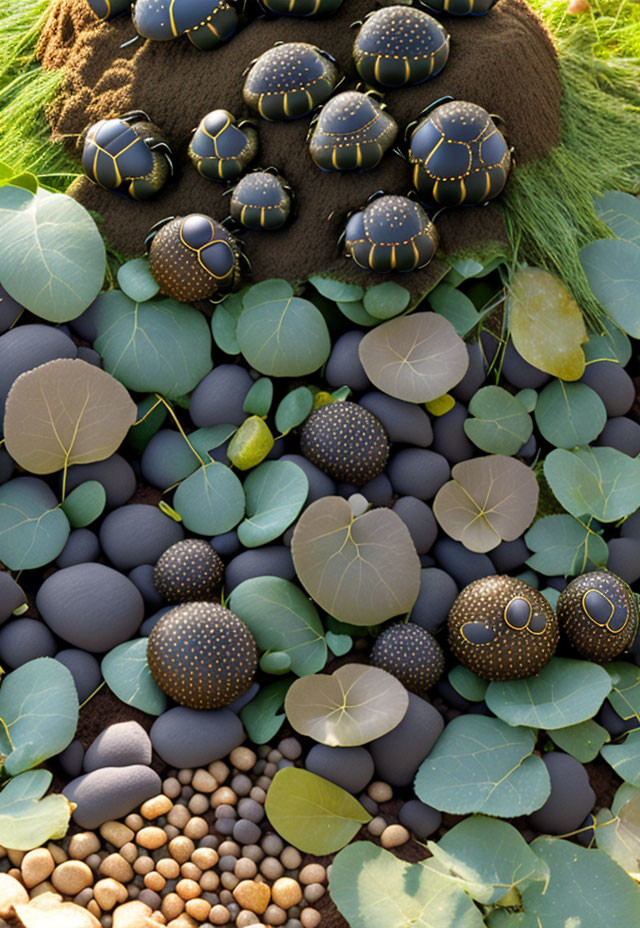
[516,388,538,413]
[525,514,609,577]
[211,291,245,356]
[544,446,640,522]
[534,380,607,448]
[448,666,488,703]
[240,679,291,745]
[485,657,612,730]
[238,282,331,377]
[337,300,379,327]
[580,239,640,336]
[0,771,72,851]
[101,638,168,716]
[173,462,245,535]
[326,630,352,657]
[291,496,421,626]
[60,480,106,528]
[414,715,550,817]
[0,477,69,570]
[284,663,409,746]
[363,282,410,320]
[595,794,640,877]
[464,386,533,455]
[117,257,159,303]
[229,577,327,677]
[275,387,314,435]
[243,378,273,417]
[429,283,480,336]
[548,719,610,763]
[602,730,640,786]
[607,662,640,721]
[0,187,105,322]
[594,191,640,245]
[0,658,79,776]
[265,767,371,854]
[238,461,308,548]
[308,276,363,303]
[358,312,469,403]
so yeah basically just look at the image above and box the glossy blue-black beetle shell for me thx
[82,115,172,199]
[229,171,292,230]
[344,194,438,273]
[188,110,258,181]
[309,91,398,171]
[417,0,500,14]
[86,0,130,20]
[258,0,343,14]
[243,42,340,120]
[132,0,239,49]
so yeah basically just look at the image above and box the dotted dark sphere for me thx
[557,570,638,662]
[154,539,225,603]
[370,623,444,694]
[300,401,390,485]
[147,602,257,710]
[448,575,559,681]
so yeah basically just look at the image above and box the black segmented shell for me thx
[260,0,344,15]
[371,624,444,694]
[309,92,398,171]
[557,571,638,662]
[87,0,130,21]
[82,117,170,199]
[133,0,230,39]
[447,575,559,680]
[344,195,438,272]
[188,110,258,182]
[418,0,499,14]
[230,172,291,230]
[243,42,339,119]
[185,1,239,48]
[354,6,450,87]
[300,400,389,485]
[154,539,225,603]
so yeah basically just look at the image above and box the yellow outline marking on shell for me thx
[504,596,532,631]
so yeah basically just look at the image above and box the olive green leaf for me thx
[227,416,274,470]
[544,446,640,522]
[308,276,363,303]
[285,663,408,747]
[60,480,106,528]
[0,658,79,776]
[594,191,640,245]
[524,514,608,576]
[240,678,292,744]
[243,378,273,417]
[229,577,326,677]
[595,795,640,878]
[211,290,246,356]
[0,477,70,570]
[358,312,469,402]
[173,462,245,535]
[580,239,640,337]
[363,282,410,320]
[464,386,533,455]
[414,716,550,817]
[429,283,480,336]
[0,771,72,851]
[265,767,371,854]
[485,657,612,730]
[601,730,640,786]
[507,267,587,381]
[548,719,610,763]
[291,496,421,625]
[534,380,606,448]
[238,461,308,548]
[607,662,640,721]
[275,387,314,435]
[101,639,168,716]
[117,257,159,303]
[433,455,539,554]
[448,666,487,703]
[330,842,484,928]
[4,359,137,476]
[0,186,105,322]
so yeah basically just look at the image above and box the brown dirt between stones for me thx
[38,0,561,293]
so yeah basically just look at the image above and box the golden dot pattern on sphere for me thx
[245,42,332,96]
[299,401,390,485]
[447,575,559,681]
[557,570,638,662]
[370,623,444,694]
[357,6,448,58]
[154,539,225,604]
[149,217,219,301]
[147,602,257,709]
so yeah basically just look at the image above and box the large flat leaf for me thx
[534,380,607,448]
[291,496,421,626]
[0,658,78,776]
[429,283,480,337]
[544,446,640,522]
[607,662,640,721]
[358,312,469,402]
[308,276,363,303]
[548,718,610,763]
[601,730,640,786]
[4,358,136,476]
[265,767,371,854]
[101,638,168,716]
[0,477,69,570]
[284,663,408,746]
[485,657,611,730]
[507,267,587,380]
[92,290,213,399]
[433,455,538,553]
[580,239,640,337]
[117,257,159,302]
[330,842,484,928]
[211,290,245,356]
[464,386,533,455]
[0,187,105,322]
[173,462,245,535]
[525,514,608,576]
[595,795,640,879]
[0,771,72,851]
[363,282,410,320]
[229,577,327,677]
[275,387,314,435]
[237,461,308,548]
[594,191,640,244]
[414,715,550,817]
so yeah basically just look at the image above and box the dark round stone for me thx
[100,504,185,571]
[154,539,225,603]
[433,538,496,587]
[502,340,550,389]
[490,538,529,572]
[189,365,253,428]
[448,575,559,680]
[410,567,458,634]
[300,401,389,485]
[84,720,152,772]
[369,693,444,787]
[605,538,640,585]
[233,819,261,845]
[361,473,393,507]
[528,752,595,835]
[451,342,485,404]
[147,602,257,710]
[325,332,371,393]
[392,496,437,555]
[432,403,475,464]
[388,449,450,500]
[399,800,442,840]
[580,360,635,417]
[305,745,374,794]
[0,571,26,623]
[64,766,161,830]
[150,705,245,767]
[360,391,433,447]
[371,624,444,694]
[55,648,103,704]
[280,454,336,504]
[598,700,639,738]
[596,417,640,457]
[66,453,136,509]
[621,509,640,543]
[557,570,638,662]
[210,530,241,559]
[0,323,77,425]
[128,564,164,610]
[141,430,199,489]
[77,346,101,367]
[56,529,101,569]
[140,606,172,637]
[224,546,294,592]
[0,448,14,485]
[0,619,57,669]
[0,284,23,334]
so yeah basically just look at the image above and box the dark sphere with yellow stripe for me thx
[188,110,258,182]
[86,0,130,21]
[259,0,343,15]
[557,571,638,662]
[416,0,500,15]
[309,91,398,173]
[82,114,172,200]
[448,575,559,680]
[371,624,444,694]
[344,194,438,273]
[353,6,450,88]
[154,539,225,603]
[148,213,241,301]
[147,602,258,709]
[230,171,291,230]
[300,400,389,485]
[243,42,340,121]
[132,0,239,50]
[409,100,511,207]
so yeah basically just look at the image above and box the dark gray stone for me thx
[84,721,152,772]
[141,430,199,490]
[227,682,260,714]
[598,700,639,738]
[0,323,77,426]
[596,417,640,457]
[225,546,294,592]
[432,403,475,465]
[66,454,136,509]
[581,361,635,417]
[0,572,26,623]
[128,564,164,610]
[58,740,85,779]
[150,706,245,767]
[100,505,185,570]
[399,799,442,839]
[451,342,485,404]
[55,649,103,704]
[210,530,241,559]
[56,528,101,569]
[410,568,458,634]
[605,537,640,584]
[360,391,433,447]
[0,284,23,334]
[305,745,374,794]
[77,347,101,367]
[361,474,393,507]
[392,497,437,555]
[518,434,538,460]
[233,819,262,844]
[0,448,14,485]
[140,606,172,637]
[325,331,371,393]
[388,449,450,501]
[433,538,496,587]
[189,365,253,427]
[280,455,336,504]
[64,765,161,829]
[528,752,595,835]
[490,538,530,572]
[369,693,444,786]
[502,341,550,390]
[621,509,640,543]
[0,619,56,668]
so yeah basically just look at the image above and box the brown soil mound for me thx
[39,0,560,292]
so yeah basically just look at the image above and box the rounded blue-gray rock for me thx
[596,417,640,457]
[392,497,437,555]
[399,799,442,839]
[433,538,496,587]
[225,547,294,593]
[528,752,595,835]
[305,744,374,794]
[129,564,164,610]
[581,360,635,417]
[360,391,432,447]
[190,365,253,428]
[0,323,77,426]
[452,342,485,404]
[150,706,245,767]
[0,572,26,623]
[325,332,371,393]
[432,404,475,465]
[280,455,336,504]
[369,693,444,786]
[84,721,152,772]
[64,765,161,829]
[410,568,459,634]
[56,528,101,569]
[65,454,137,509]
[0,619,56,669]
[100,505,184,571]
[55,649,103,704]
[142,430,199,490]
[388,449,450,500]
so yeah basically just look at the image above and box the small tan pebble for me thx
[151,915,165,925]
[367,781,393,803]
[124,815,144,832]
[300,907,321,928]
[236,911,260,928]
[165,826,180,841]
[192,770,217,793]
[112,900,157,928]
[21,848,55,888]
[218,841,241,858]
[280,847,302,870]
[183,818,208,841]
[0,873,28,917]
[134,856,156,876]
[177,878,201,901]
[271,877,302,909]
[7,849,25,867]
[52,860,94,895]
[234,857,257,880]
[262,763,277,778]
[68,833,101,861]
[208,761,229,783]
[304,884,326,904]
[185,897,211,921]
[233,879,271,915]
[191,848,218,870]
[229,748,257,772]
[169,837,195,864]
[264,904,287,926]
[249,787,266,804]
[141,796,174,820]
[168,806,191,829]
[180,863,202,882]
[30,880,57,898]
[209,904,230,925]
[145,872,167,892]
[137,827,168,850]
[157,858,181,879]
[188,795,209,816]
[220,872,239,891]
[242,845,263,863]
[86,853,103,872]
[267,749,282,764]
[94,878,128,911]
[163,778,182,800]
[211,787,236,808]
[367,816,387,837]
[162,892,185,919]
[218,891,234,905]
[99,854,134,883]
[120,843,138,865]
[178,770,194,785]
[167,915,198,928]
[380,824,410,849]
[199,871,220,893]
[256,776,271,792]
[47,842,68,865]
[298,864,327,886]
[87,899,102,919]
[7,867,22,881]
[259,857,283,880]
[101,822,135,848]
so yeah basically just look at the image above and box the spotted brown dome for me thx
[154,539,224,603]
[147,602,257,709]
[557,570,638,662]
[371,623,444,694]
[447,575,559,681]
[300,400,389,485]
